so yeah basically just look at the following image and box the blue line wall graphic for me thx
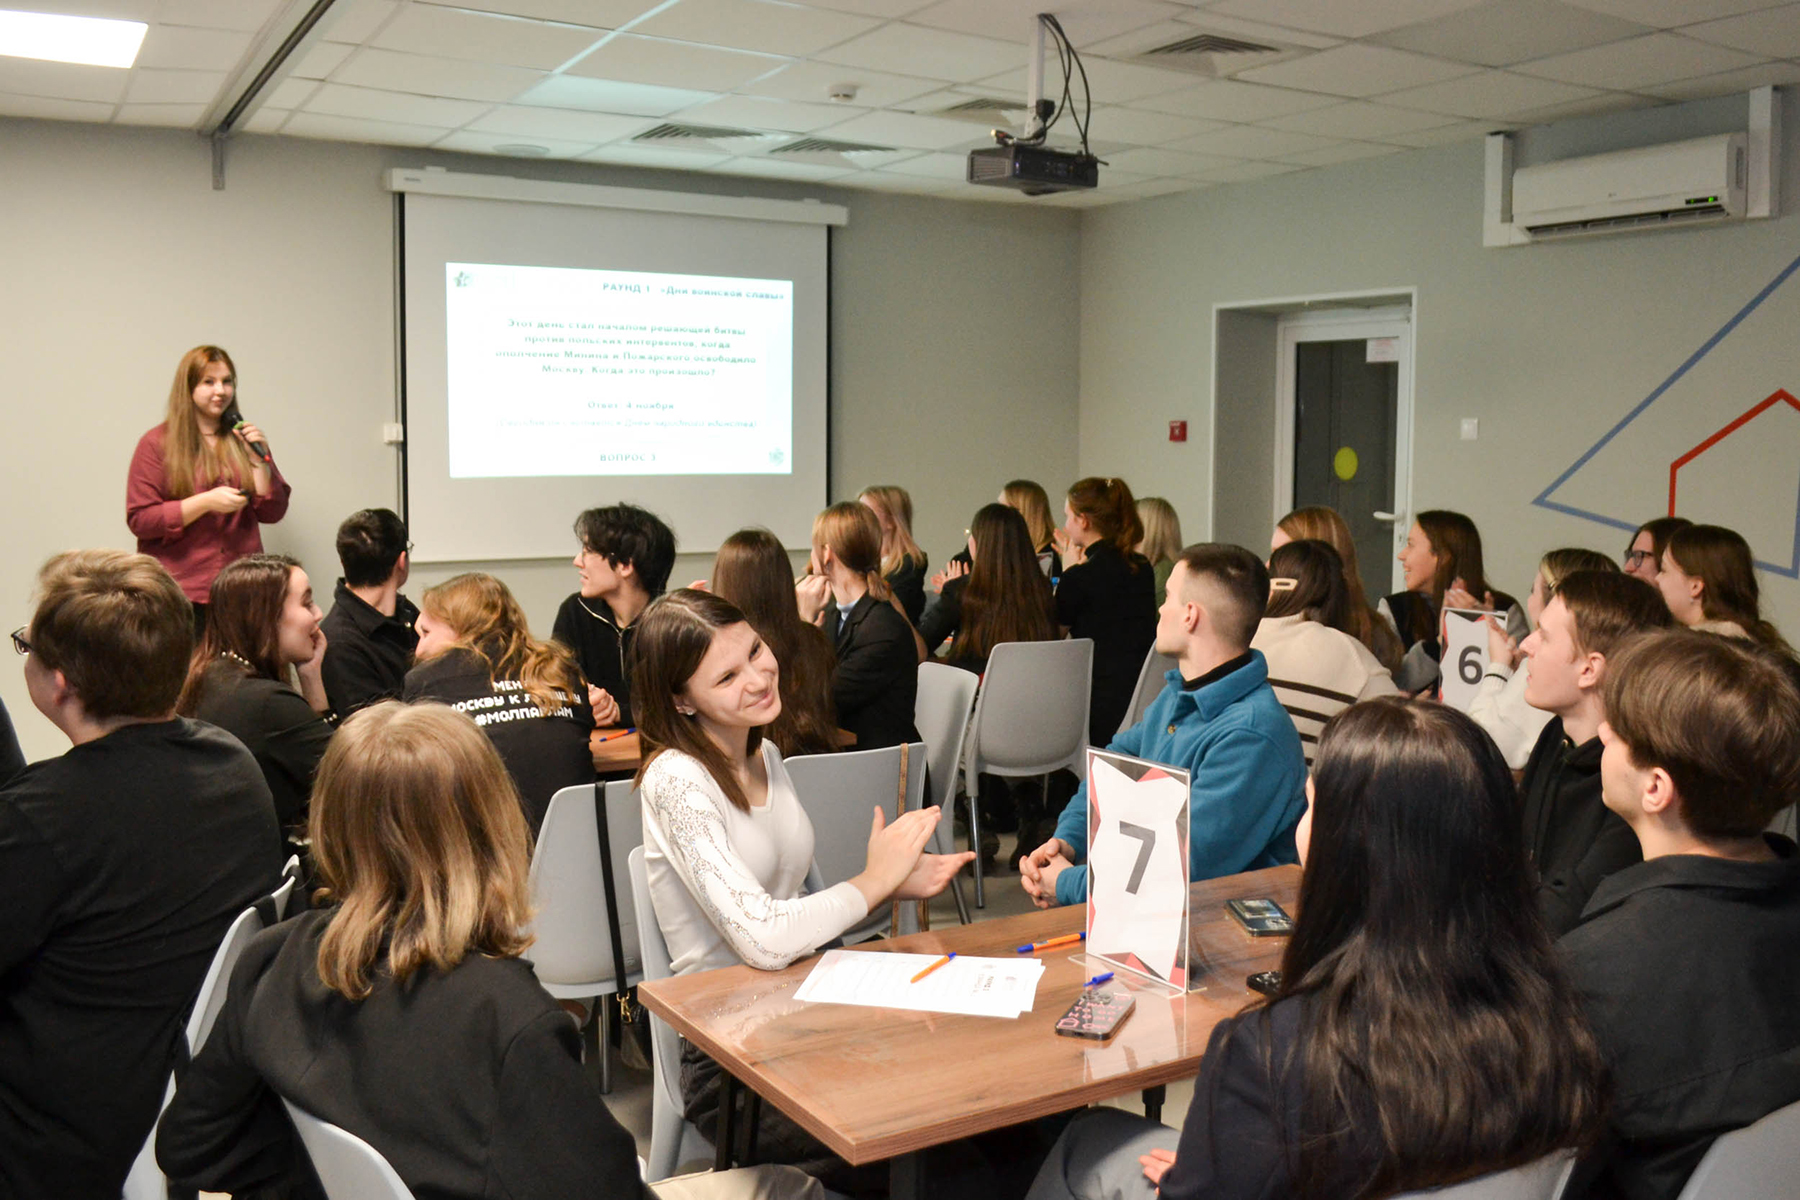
[1532,246,1800,578]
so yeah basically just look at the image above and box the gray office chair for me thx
[628,845,715,1182]
[283,1100,416,1200]
[786,742,928,941]
[1118,647,1178,737]
[523,780,644,1093]
[1389,1150,1576,1199]
[1674,1096,1800,1199]
[914,662,978,923]
[963,638,1094,907]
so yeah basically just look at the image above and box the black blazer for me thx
[1054,541,1157,744]
[189,663,334,840]
[832,593,919,751]
[885,556,928,627]
[157,909,649,1200]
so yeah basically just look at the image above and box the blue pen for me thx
[1083,972,1114,989]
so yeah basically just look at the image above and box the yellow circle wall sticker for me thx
[1333,446,1359,481]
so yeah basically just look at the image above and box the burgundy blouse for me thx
[125,423,291,602]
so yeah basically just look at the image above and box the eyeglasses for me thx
[1624,549,1655,567]
[10,627,28,656]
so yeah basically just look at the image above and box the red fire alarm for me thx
[1168,420,1187,443]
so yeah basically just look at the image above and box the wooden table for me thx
[638,865,1299,1188]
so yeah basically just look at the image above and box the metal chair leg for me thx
[949,873,971,924]
[969,786,985,909]
[597,999,613,1094]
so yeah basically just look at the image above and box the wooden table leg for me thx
[715,1075,740,1172]
[889,1151,924,1200]
[1142,1085,1166,1124]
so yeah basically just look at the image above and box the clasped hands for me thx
[1017,834,1076,910]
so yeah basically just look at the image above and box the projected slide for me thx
[443,262,793,478]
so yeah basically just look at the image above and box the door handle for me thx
[1373,511,1399,522]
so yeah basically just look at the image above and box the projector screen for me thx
[398,181,837,562]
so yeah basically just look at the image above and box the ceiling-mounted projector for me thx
[968,14,1099,197]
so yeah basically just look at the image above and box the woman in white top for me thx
[1472,547,1618,769]
[634,588,970,1192]
[1251,540,1397,764]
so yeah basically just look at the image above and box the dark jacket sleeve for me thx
[887,558,927,627]
[491,1009,653,1200]
[320,640,392,717]
[157,933,299,1194]
[1538,815,1642,938]
[254,686,335,830]
[0,696,23,787]
[1054,561,1089,629]
[833,605,915,715]
[1159,1008,1297,1200]
[918,577,965,655]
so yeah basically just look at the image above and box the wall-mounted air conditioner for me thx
[1512,133,1746,237]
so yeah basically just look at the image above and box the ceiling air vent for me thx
[1120,27,1301,77]
[629,122,778,152]
[932,95,1031,125]
[769,137,901,168]
[1144,33,1281,57]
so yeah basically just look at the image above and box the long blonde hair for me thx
[814,503,893,602]
[419,573,585,716]
[1001,480,1055,553]
[162,345,257,499]
[858,485,926,576]
[1278,505,1404,671]
[311,702,534,1000]
[1136,497,1183,565]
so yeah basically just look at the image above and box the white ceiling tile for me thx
[426,0,659,25]
[1640,59,1800,100]
[894,86,1027,119]
[468,104,648,140]
[1204,0,1488,39]
[852,170,958,191]
[0,58,128,103]
[240,106,289,133]
[1379,116,1493,144]
[1237,43,1481,96]
[708,156,854,180]
[516,75,716,115]
[791,0,934,15]
[1681,7,1800,57]
[112,101,207,125]
[290,40,354,80]
[1192,158,1306,181]
[907,0,1184,48]
[1558,0,1785,25]
[372,5,607,70]
[1260,99,1460,136]
[974,56,1206,103]
[1102,145,1239,175]
[1167,123,1337,156]
[6,0,154,18]
[331,48,544,102]
[753,140,920,167]
[265,77,322,109]
[283,111,451,144]
[430,130,599,156]
[124,68,226,104]
[1514,32,1766,89]
[1085,105,1230,144]
[740,60,947,107]
[1277,140,1408,164]
[815,108,995,147]
[1374,0,1653,67]
[1102,176,1214,199]
[0,92,116,120]
[303,82,490,126]
[631,0,880,57]
[135,24,253,70]
[156,0,283,31]
[1380,69,1602,117]
[566,33,787,91]
[1508,90,1657,123]
[814,23,1026,82]
[675,93,860,132]
[580,142,732,167]
[877,150,971,177]
[317,0,401,43]
[1129,79,1338,119]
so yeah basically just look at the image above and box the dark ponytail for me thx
[1067,476,1144,564]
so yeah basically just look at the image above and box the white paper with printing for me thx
[1085,751,1191,988]
[1440,608,1496,711]
[793,950,1044,1018]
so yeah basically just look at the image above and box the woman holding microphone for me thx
[126,346,291,620]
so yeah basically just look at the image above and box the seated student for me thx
[798,502,920,750]
[859,485,930,626]
[318,507,419,715]
[1471,547,1617,770]
[1053,477,1158,745]
[159,702,811,1200]
[404,572,595,833]
[1135,496,1183,600]
[1272,504,1404,671]
[710,528,840,759]
[1252,539,1397,764]
[1656,523,1792,650]
[1561,631,1800,1200]
[920,502,1057,672]
[1025,699,1607,1200]
[1020,544,1307,909]
[1,550,279,1199]
[1388,510,1525,693]
[947,479,1064,579]
[552,503,676,728]
[1517,570,1672,937]
[1622,515,1690,585]
[177,553,336,850]
[635,589,969,1191]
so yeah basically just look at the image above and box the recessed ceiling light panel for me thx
[0,8,147,69]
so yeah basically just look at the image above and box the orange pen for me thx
[910,953,955,983]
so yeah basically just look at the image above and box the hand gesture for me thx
[1443,578,1495,613]
[689,579,710,592]
[893,850,975,899]
[1140,1148,1178,1189]
[295,626,330,715]
[795,574,833,625]
[1019,834,1073,907]
[205,484,250,515]
[1485,615,1520,672]
[1053,528,1086,568]
[864,806,940,895]
[588,685,621,726]
[232,422,267,451]
[938,560,969,592]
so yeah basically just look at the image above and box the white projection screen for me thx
[394,174,840,562]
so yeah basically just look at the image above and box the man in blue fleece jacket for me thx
[1020,543,1307,908]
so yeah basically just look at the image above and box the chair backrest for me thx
[786,742,926,888]
[282,1100,416,1200]
[968,639,1094,778]
[627,846,685,1113]
[267,853,302,922]
[915,663,978,811]
[1389,1150,1576,1200]
[185,905,265,1054]
[1674,1096,1800,1199]
[1119,647,1178,736]
[524,781,644,990]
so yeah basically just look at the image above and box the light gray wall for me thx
[1211,309,1279,551]
[1080,92,1800,633]
[0,118,1079,761]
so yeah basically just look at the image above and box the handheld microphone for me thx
[220,402,272,464]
